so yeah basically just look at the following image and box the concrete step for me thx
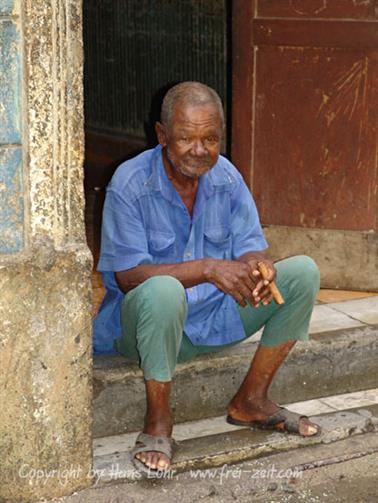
[93,297,378,438]
[92,389,378,484]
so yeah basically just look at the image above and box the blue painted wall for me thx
[0,0,15,16]
[0,0,24,252]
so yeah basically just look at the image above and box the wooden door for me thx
[232,0,378,290]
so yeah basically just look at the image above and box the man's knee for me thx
[297,255,320,291]
[278,255,320,298]
[138,275,187,316]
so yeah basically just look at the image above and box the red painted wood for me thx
[231,0,256,187]
[253,47,378,231]
[231,0,378,232]
[257,0,378,20]
[253,19,378,49]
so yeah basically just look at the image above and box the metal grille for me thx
[83,0,228,139]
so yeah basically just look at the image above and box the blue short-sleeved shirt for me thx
[93,145,268,354]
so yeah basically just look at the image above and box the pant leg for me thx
[114,275,188,382]
[238,255,320,346]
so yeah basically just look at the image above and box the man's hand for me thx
[204,259,275,308]
[245,259,277,307]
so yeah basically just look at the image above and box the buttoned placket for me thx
[183,222,198,301]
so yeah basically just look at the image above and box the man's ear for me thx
[155,122,167,147]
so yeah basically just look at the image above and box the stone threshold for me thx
[92,398,378,484]
[94,388,378,456]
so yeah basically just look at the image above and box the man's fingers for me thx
[240,274,256,294]
[215,277,249,307]
[263,293,274,305]
[239,287,254,304]
[260,288,273,303]
[251,269,261,286]
[233,291,247,307]
[252,279,266,297]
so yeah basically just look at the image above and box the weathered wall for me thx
[0,1,93,501]
[263,226,378,291]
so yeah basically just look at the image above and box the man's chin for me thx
[179,165,211,178]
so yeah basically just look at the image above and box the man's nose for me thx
[191,140,207,156]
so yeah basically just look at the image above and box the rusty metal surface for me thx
[231,0,378,232]
[253,19,378,49]
[253,46,378,231]
[257,0,378,20]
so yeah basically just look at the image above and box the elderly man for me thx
[94,81,320,475]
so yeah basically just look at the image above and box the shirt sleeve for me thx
[230,176,268,258]
[97,188,153,272]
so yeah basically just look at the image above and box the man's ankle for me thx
[231,391,269,404]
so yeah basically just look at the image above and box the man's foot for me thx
[228,396,319,436]
[133,379,174,472]
[134,411,173,471]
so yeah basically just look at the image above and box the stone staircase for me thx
[92,296,378,438]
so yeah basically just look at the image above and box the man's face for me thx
[157,103,222,179]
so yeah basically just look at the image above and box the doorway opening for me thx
[82,1,232,300]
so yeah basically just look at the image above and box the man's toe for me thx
[151,452,162,469]
[157,455,170,470]
[299,418,319,436]
[135,452,144,462]
[135,451,170,470]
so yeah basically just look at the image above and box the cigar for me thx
[257,262,285,305]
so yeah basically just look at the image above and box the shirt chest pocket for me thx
[148,230,176,261]
[203,226,231,260]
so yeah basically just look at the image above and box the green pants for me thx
[115,255,320,381]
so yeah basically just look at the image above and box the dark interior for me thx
[83,0,232,267]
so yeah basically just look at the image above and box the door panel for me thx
[232,0,378,289]
[254,47,377,231]
[257,0,378,20]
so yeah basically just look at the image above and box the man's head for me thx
[156,82,224,179]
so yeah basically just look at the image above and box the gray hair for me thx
[161,81,224,130]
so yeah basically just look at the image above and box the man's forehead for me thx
[170,103,222,127]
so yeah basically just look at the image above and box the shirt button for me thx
[185,252,192,257]
[189,288,193,292]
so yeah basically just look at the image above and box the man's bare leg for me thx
[228,340,318,435]
[134,380,173,470]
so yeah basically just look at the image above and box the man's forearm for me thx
[115,259,214,293]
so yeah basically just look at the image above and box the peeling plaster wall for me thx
[0,1,93,501]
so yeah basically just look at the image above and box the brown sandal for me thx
[131,432,175,476]
[227,407,321,437]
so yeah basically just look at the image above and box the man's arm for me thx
[115,260,210,292]
[115,257,264,308]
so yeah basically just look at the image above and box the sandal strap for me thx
[131,432,174,459]
[264,407,308,433]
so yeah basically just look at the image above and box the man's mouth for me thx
[183,158,211,169]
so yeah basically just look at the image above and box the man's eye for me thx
[206,137,218,143]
